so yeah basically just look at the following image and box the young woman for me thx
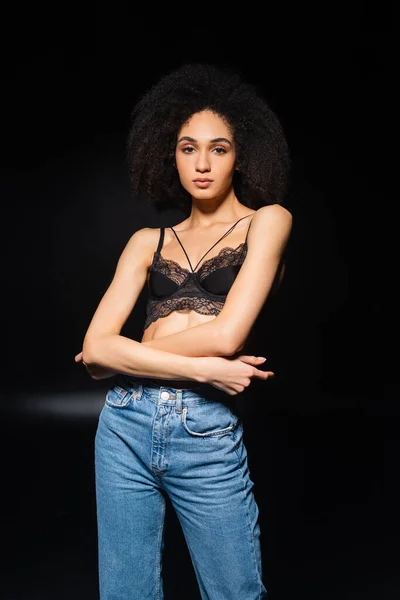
[75,62,292,599]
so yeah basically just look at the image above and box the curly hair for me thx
[126,62,290,211]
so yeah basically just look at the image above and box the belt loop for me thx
[175,389,183,413]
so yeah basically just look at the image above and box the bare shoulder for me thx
[248,204,292,250]
[120,226,161,269]
[126,226,158,241]
[255,203,292,227]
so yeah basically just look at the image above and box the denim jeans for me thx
[94,375,268,599]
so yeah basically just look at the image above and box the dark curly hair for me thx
[126,62,290,211]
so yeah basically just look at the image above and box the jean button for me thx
[161,391,169,400]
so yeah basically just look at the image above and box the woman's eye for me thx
[181,146,227,154]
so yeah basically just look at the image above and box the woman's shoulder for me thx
[122,227,163,268]
[255,203,292,226]
[257,203,291,217]
[129,226,162,245]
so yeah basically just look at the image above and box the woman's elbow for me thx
[218,326,244,356]
[82,338,99,365]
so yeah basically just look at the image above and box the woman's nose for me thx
[195,151,211,172]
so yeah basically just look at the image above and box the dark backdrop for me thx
[1,6,394,600]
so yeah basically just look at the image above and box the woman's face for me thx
[175,110,236,199]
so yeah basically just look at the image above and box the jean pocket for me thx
[181,402,239,437]
[105,383,139,408]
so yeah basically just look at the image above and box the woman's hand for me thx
[74,351,117,380]
[200,354,274,395]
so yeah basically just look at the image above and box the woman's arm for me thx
[80,228,206,382]
[83,333,206,381]
[142,319,238,357]
[142,205,292,357]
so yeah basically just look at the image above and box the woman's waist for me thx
[115,374,233,404]
[117,373,205,390]
[140,377,202,389]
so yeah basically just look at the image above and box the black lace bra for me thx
[143,214,254,330]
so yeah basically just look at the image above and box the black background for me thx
[1,5,394,599]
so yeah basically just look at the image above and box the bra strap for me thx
[171,213,253,272]
[245,216,254,244]
[170,228,194,271]
[156,228,165,254]
[194,214,254,270]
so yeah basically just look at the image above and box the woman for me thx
[76,63,292,599]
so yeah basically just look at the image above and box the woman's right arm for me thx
[85,333,205,382]
[81,228,205,382]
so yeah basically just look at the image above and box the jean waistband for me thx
[115,374,235,409]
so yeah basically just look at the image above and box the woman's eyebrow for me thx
[177,136,232,146]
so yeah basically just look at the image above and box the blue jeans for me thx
[94,375,268,599]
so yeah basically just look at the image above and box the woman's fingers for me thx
[259,370,274,379]
[238,355,267,364]
[235,355,274,380]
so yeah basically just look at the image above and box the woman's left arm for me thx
[143,204,293,357]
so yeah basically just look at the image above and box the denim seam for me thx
[162,407,174,472]
[105,390,134,408]
[155,496,166,599]
[232,439,264,599]
[150,405,160,475]
[155,398,228,408]
[181,407,236,437]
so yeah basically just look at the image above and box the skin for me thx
[76,110,292,391]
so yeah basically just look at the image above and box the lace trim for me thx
[152,243,247,285]
[144,243,247,330]
[144,297,224,330]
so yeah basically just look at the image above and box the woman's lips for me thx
[193,180,213,188]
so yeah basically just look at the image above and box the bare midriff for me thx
[140,310,218,389]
